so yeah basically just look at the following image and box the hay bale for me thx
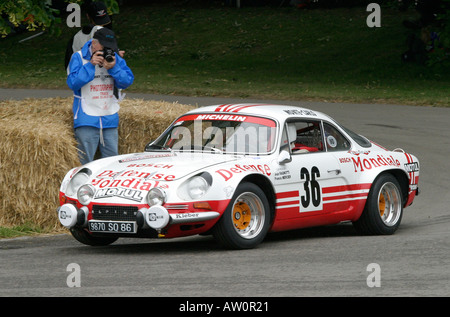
[118,99,194,153]
[0,97,193,229]
[0,120,79,229]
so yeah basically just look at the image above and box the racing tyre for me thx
[70,227,118,246]
[212,182,271,249]
[353,174,403,235]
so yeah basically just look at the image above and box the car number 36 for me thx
[300,166,321,209]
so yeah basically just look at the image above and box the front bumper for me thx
[57,203,220,231]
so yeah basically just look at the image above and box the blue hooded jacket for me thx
[67,39,134,129]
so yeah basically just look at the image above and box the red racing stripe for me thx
[276,200,300,206]
[276,190,299,199]
[322,183,371,194]
[275,206,300,213]
[322,192,368,201]
[214,104,230,112]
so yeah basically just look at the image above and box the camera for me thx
[101,47,115,63]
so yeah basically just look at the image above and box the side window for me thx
[280,124,290,152]
[283,120,324,154]
[323,122,351,152]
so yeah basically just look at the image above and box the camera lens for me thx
[103,48,114,63]
[105,55,114,63]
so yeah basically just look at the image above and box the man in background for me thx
[64,1,112,70]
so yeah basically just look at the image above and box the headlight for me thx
[147,187,166,206]
[77,184,95,205]
[187,176,209,199]
[177,173,212,201]
[66,171,90,196]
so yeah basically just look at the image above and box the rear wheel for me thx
[353,174,403,235]
[70,227,118,246]
[213,182,271,249]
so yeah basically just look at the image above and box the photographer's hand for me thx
[102,55,116,70]
[90,51,105,67]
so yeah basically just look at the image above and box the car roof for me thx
[186,103,331,122]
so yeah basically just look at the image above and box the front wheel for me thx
[212,182,271,249]
[353,174,403,235]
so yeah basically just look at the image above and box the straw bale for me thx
[0,97,194,229]
[118,99,193,153]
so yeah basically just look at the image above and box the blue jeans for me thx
[74,126,118,165]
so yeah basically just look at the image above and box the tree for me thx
[0,0,119,38]
[431,0,450,65]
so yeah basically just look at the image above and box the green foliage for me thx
[0,224,45,238]
[0,0,59,37]
[0,0,119,37]
[1,4,449,106]
[428,0,450,66]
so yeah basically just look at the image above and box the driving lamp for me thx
[77,184,95,206]
[147,187,167,206]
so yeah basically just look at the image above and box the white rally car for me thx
[58,104,420,249]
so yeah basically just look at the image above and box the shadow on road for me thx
[64,223,360,254]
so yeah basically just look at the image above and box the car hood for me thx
[85,151,242,183]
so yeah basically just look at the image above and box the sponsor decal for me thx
[348,150,371,156]
[94,187,144,202]
[148,212,164,222]
[326,135,337,148]
[95,170,176,181]
[176,114,276,128]
[274,170,291,181]
[91,177,166,191]
[91,169,172,191]
[195,114,246,121]
[340,155,401,172]
[173,213,200,220]
[216,164,271,181]
[283,109,317,116]
[339,157,352,163]
[404,162,419,172]
[118,154,174,163]
[125,163,173,169]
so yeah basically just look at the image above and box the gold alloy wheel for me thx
[377,182,402,227]
[378,193,386,217]
[231,192,265,239]
[233,202,252,230]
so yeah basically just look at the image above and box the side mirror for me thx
[278,150,291,164]
[144,142,153,152]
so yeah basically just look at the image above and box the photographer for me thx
[67,27,134,165]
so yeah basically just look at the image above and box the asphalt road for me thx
[1,88,449,298]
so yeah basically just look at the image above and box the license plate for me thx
[88,220,137,234]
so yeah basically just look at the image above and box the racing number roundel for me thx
[300,166,323,212]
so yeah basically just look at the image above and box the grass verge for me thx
[0,224,56,239]
[0,3,448,106]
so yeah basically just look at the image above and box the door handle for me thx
[327,169,341,175]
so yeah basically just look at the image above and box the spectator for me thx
[67,27,134,165]
[64,1,112,70]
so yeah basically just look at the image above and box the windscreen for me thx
[149,113,277,155]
